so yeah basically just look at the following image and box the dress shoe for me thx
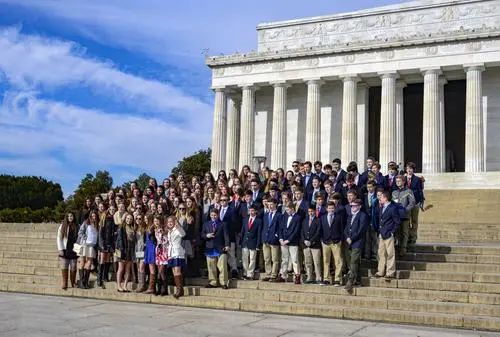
[205,284,218,288]
[231,270,239,280]
[273,276,285,283]
[344,279,353,292]
[222,285,229,290]
[373,273,384,278]
[262,277,271,282]
[294,275,301,285]
[320,280,330,286]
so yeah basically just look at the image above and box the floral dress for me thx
[155,227,169,265]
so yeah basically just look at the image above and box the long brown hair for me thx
[61,212,77,240]
[88,210,100,230]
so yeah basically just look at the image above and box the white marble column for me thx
[395,80,406,169]
[379,72,399,169]
[239,85,257,168]
[271,82,289,169]
[305,79,323,162]
[341,75,360,166]
[464,64,485,172]
[210,88,227,176]
[226,95,241,171]
[439,77,447,172]
[421,68,442,173]
[357,83,369,166]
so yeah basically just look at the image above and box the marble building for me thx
[206,0,500,181]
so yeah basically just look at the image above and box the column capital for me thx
[421,67,442,76]
[357,82,370,89]
[211,86,228,92]
[270,81,291,88]
[340,74,361,82]
[304,78,325,86]
[378,71,399,79]
[396,79,407,88]
[464,63,485,72]
[238,84,259,91]
[439,77,448,86]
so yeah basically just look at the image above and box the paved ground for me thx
[0,293,499,337]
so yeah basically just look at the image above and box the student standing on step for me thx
[277,203,302,284]
[166,216,186,298]
[97,206,115,289]
[240,204,262,280]
[392,175,416,257]
[115,213,136,292]
[363,181,379,261]
[57,212,79,290]
[261,198,282,282]
[142,215,157,294]
[405,162,424,251]
[301,205,322,284]
[373,191,400,279]
[77,210,99,289]
[344,199,369,292]
[202,208,230,289]
[320,197,346,286]
[134,214,147,293]
[154,216,169,296]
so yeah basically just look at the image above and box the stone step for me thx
[0,251,56,260]
[0,232,57,239]
[414,244,500,255]
[0,243,55,253]
[0,223,59,232]
[394,260,500,273]
[361,277,500,294]
[394,270,500,284]
[399,252,500,264]
[1,281,499,331]
[187,278,500,306]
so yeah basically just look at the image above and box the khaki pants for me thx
[206,254,228,286]
[377,235,396,277]
[242,248,257,278]
[303,247,322,282]
[408,207,419,247]
[397,219,410,251]
[228,233,241,272]
[322,242,343,283]
[262,243,280,278]
[280,245,299,277]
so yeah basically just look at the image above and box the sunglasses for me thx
[221,199,228,202]
[179,208,186,210]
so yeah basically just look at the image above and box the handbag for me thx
[135,251,144,259]
[72,243,83,256]
[114,249,122,259]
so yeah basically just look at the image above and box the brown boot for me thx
[61,269,69,290]
[135,272,146,293]
[144,273,156,294]
[70,270,77,288]
[173,275,184,299]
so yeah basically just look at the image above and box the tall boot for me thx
[78,269,85,289]
[70,270,77,288]
[61,269,69,290]
[99,264,106,289]
[160,276,168,296]
[144,273,156,294]
[173,274,184,299]
[83,269,90,289]
[136,272,146,293]
[96,264,103,288]
[104,263,111,282]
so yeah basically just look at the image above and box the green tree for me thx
[0,175,63,210]
[73,170,113,208]
[171,148,211,179]
[121,172,153,191]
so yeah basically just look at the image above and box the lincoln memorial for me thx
[206,0,500,186]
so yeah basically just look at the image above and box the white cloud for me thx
[0,91,211,194]
[0,27,212,129]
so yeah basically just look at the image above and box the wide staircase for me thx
[1,189,500,332]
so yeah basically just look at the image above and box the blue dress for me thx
[144,232,156,265]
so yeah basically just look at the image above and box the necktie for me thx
[328,214,333,226]
[316,208,320,218]
[407,176,411,187]
[268,212,272,225]
[248,217,254,230]
[212,221,217,232]
[309,216,313,226]
[221,208,225,220]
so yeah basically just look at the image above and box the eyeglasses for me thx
[292,165,298,167]
[179,208,186,210]
[221,199,228,202]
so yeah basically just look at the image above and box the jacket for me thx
[301,215,322,249]
[116,225,136,260]
[98,215,115,251]
[201,220,230,252]
[167,226,186,259]
[374,202,401,239]
[261,211,281,245]
[56,223,78,259]
[405,174,424,204]
[320,205,346,244]
[392,187,416,213]
[345,211,369,249]
[279,213,301,246]
[240,216,262,250]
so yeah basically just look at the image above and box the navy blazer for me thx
[320,205,346,244]
[345,211,369,249]
[240,216,262,250]
[229,199,244,234]
[385,175,398,192]
[302,173,316,201]
[219,206,237,242]
[295,199,310,220]
[337,169,347,183]
[374,202,401,239]
[372,172,386,190]
[262,211,281,245]
[301,215,322,249]
[201,220,230,252]
[405,174,424,204]
[279,213,301,246]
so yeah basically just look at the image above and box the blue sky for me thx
[0,0,403,196]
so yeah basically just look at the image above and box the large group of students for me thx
[56,157,424,297]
